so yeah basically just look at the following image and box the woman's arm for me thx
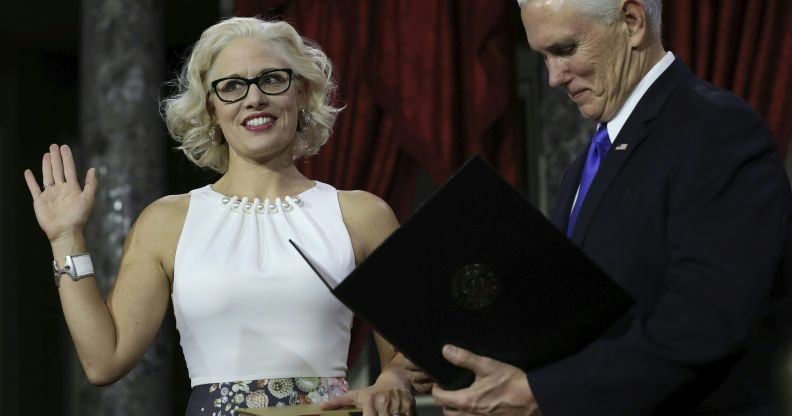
[24,144,183,385]
[320,190,414,415]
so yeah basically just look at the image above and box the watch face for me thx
[69,254,94,279]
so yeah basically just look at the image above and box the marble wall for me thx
[75,0,172,414]
[516,46,596,216]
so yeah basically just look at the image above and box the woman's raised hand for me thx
[23,144,98,243]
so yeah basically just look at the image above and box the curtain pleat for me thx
[665,0,792,156]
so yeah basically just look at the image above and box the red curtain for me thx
[234,0,519,366]
[664,0,792,157]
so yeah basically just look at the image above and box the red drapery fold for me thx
[665,0,792,156]
[235,0,519,199]
[234,0,519,366]
[236,1,419,220]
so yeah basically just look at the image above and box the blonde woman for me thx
[24,17,414,416]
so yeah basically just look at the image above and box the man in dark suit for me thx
[409,0,792,414]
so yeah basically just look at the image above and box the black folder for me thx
[290,155,633,390]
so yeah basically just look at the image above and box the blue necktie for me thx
[567,124,611,237]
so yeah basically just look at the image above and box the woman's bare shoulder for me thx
[146,193,190,215]
[137,194,190,227]
[127,193,191,249]
[336,190,395,223]
[121,193,191,279]
[336,190,399,260]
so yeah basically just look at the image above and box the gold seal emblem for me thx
[449,263,502,310]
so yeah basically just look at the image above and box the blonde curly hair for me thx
[161,17,341,173]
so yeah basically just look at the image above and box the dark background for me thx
[0,0,221,412]
[1,0,790,414]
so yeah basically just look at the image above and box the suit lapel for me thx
[569,122,648,244]
[569,59,694,246]
[551,152,585,230]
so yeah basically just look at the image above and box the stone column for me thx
[516,46,594,215]
[535,63,596,212]
[76,0,171,414]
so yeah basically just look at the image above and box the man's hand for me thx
[432,345,541,416]
[403,357,435,394]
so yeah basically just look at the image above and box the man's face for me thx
[521,0,633,122]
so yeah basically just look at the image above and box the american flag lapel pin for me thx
[615,143,629,151]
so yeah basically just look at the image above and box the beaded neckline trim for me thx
[206,183,316,214]
[220,195,303,214]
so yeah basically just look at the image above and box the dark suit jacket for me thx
[528,59,792,415]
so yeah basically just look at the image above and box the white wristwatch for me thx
[52,254,95,287]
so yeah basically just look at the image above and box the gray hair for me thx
[518,0,662,36]
[161,17,341,173]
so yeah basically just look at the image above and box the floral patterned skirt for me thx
[185,377,349,416]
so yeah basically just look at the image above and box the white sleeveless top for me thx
[172,182,356,387]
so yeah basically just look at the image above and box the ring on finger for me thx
[44,182,56,187]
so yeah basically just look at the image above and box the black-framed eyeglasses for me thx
[210,68,293,103]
